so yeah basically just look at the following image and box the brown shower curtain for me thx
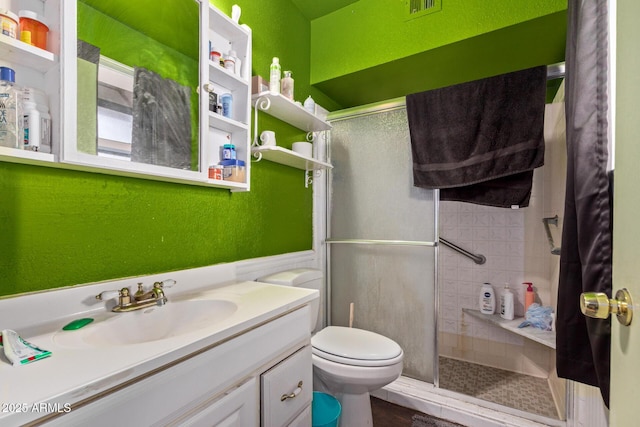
[556,0,612,407]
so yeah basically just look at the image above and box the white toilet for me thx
[258,268,404,427]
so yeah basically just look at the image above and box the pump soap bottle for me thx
[524,282,535,313]
[479,283,496,315]
[500,283,514,320]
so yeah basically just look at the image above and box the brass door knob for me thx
[580,289,633,326]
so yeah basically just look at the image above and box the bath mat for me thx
[411,414,464,427]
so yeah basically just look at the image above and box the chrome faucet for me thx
[96,279,176,312]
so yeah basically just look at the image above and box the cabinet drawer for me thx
[288,404,311,427]
[261,345,312,427]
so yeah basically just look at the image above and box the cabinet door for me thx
[179,378,259,427]
[261,345,313,427]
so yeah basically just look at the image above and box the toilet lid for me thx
[311,326,402,366]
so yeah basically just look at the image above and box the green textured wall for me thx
[0,0,566,298]
[0,0,333,297]
[311,0,566,107]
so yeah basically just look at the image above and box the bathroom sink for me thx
[54,299,237,348]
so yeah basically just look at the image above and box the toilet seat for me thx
[311,326,403,367]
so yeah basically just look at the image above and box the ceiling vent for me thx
[407,0,442,19]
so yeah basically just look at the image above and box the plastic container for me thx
[220,159,246,183]
[312,391,341,427]
[524,282,535,312]
[281,71,294,100]
[23,87,51,153]
[269,57,281,94]
[0,9,18,39]
[0,67,23,150]
[500,283,514,320]
[208,165,223,180]
[18,10,48,50]
[221,143,236,160]
[210,50,221,66]
[304,95,316,114]
[220,93,233,119]
[479,283,495,315]
[23,101,40,151]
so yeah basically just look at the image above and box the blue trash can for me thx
[312,391,341,427]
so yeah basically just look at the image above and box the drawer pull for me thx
[280,381,303,401]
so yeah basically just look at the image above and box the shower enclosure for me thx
[324,94,567,424]
[326,104,438,384]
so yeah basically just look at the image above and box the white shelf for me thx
[0,34,56,72]
[252,92,332,132]
[208,112,249,133]
[208,60,248,91]
[462,308,555,349]
[251,146,332,171]
[0,146,56,164]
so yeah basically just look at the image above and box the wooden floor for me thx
[371,396,417,426]
[371,397,465,427]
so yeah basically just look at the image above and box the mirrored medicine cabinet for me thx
[0,0,252,191]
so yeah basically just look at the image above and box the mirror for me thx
[76,0,200,172]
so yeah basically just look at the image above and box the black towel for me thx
[406,66,547,208]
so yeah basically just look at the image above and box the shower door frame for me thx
[324,98,441,387]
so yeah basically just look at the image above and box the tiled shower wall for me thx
[438,100,566,379]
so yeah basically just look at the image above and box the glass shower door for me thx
[327,106,437,383]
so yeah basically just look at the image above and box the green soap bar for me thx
[62,318,94,330]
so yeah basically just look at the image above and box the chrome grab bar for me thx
[324,237,485,265]
[325,238,436,247]
[439,238,486,265]
[543,215,562,255]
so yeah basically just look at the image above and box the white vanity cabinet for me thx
[40,306,312,427]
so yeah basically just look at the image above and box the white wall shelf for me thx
[462,308,555,349]
[251,91,332,187]
[252,146,332,170]
[0,34,56,72]
[0,146,56,165]
[252,145,332,188]
[252,92,332,132]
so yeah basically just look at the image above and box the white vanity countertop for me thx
[0,278,317,425]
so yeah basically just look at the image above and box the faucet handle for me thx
[96,287,130,301]
[96,289,121,301]
[154,279,176,289]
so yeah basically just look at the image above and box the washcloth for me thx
[406,66,547,208]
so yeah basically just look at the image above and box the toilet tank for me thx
[257,268,323,333]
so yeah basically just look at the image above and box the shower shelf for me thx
[462,308,555,349]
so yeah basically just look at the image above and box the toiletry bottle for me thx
[524,282,535,312]
[0,67,22,149]
[220,93,233,119]
[500,283,514,320]
[23,100,40,151]
[281,70,294,100]
[479,283,495,315]
[269,57,281,94]
[304,95,315,114]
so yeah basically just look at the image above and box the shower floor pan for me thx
[439,356,559,420]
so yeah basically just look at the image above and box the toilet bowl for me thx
[257,269,404,427]
[311,326,403,426]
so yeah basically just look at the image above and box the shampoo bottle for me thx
[524,282,535,312]
[479,283,495,315]
[500,283,514,320]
